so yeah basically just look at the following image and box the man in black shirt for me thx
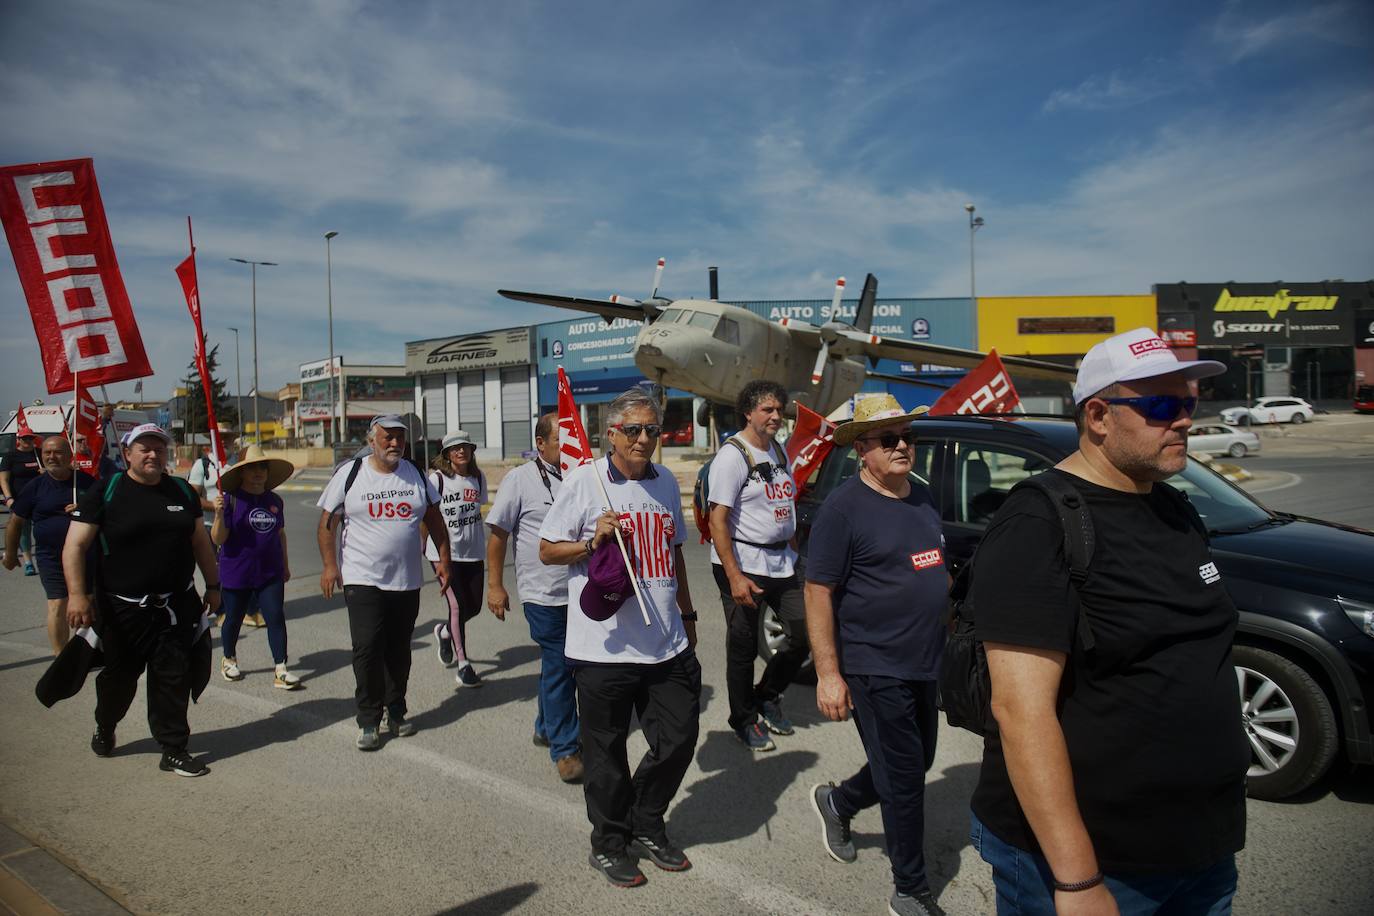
[1,428,41,572]
[969,328,1247,915]
[64,424,221,777]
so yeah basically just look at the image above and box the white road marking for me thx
[1245,471,1304,495]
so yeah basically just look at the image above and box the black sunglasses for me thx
[1101,395,1198,422]
[856,430,920,450]
[611,423,662,440]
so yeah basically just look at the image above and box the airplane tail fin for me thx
[853,273,878,333]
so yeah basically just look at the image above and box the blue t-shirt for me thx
[12,471,98,560]
[805,475,948,680]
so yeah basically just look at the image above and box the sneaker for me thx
[455,664,482,688]
[245,611,267,628]
[356,726,381,751]
[434,623,455,667]
[555,753,584,783]
[214,612,225,627]
[159,749,208,777]
[221,657,243,681]
[735,721,776,752]
[810,783,857,863]
[24,562,36,576]
[889,890,946,916]
[533,732,550,748]
[90,727,115,758]
[630,834,691,872]
[386,712,417,737]
[273,664,302,690]
[588,850,646,888]
[759,697,795,735]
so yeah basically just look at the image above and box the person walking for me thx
[707,380,809,752]
[539,388,700,888]
[62,424,221,777]
[3,436,96,653]
[211,445,300,690]
[968,328,1246,915]
[0,426,41,574]
[486,412,582,783]
[316,415,449,751]
[425,430,486,688]
[804,394,949,916]
[71,432,119,480]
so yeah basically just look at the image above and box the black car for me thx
[783,414,1373,801]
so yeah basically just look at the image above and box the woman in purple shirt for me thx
[211,446,300,689]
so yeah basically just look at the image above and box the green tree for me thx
[183,338,238,444]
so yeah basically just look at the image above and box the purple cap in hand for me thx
[580,539,636,621]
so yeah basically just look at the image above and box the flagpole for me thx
[71,367,78,503]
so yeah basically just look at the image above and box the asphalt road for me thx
[1240,456,1374,531]
[0,462,1371,915]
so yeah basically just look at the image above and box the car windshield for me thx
[1171,458,1276,533]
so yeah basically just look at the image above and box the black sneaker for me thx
[588,850,646,888]
[159,749,208,777]
[810,783,856,863]
[889,890,946,916]
[759,697,795,735]
[455,664,482,688]
[434,623,455,667]
[630,834,691,871]
[90,727,115,758]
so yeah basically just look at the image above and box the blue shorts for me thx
[35,552,90,601]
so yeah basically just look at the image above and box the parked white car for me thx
[1188,424,1262,458]
[1220,397,1315,425]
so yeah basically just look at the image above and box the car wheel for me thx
[1228,442,1247,458]
[1290,412,1307,424]
[757,604,817,684]
[1233,645,1338,800]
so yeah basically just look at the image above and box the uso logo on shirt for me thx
[249,508,277,533]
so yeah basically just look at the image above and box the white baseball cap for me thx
[1073,327,1226,405]
[120,423,174,447]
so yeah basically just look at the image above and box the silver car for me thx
[1188,424,1262,458]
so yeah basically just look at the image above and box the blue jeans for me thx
[221,580,288,664]
[970,812,1238,915]
[523,602,579,760]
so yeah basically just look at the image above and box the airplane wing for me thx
[498,290,646,325]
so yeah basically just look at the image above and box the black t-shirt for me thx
[969,469,1248,873]
[805,475,948,680]
[1,446,41,495]
[12,471,97,559]
[73,473,200,596]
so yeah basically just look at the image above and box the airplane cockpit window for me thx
[713,317,740,345]
[687,311,719,332]
[657,308,686,324]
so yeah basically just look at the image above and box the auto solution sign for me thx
[1156,283,1361,347]
[406,327,531,375]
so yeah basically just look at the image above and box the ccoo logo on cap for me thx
[1073,327,1226,405]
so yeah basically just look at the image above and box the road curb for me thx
[0,822,129,915]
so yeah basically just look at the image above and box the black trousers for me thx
[712,565,809,732]
[831,676,940,896]
[575,651,702,855]
[94,586,201,752]
[344,586,421,728]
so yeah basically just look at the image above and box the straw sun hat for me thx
[218,445,295,493]
[831,393,930,446]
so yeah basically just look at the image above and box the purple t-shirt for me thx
[218,489,286,589]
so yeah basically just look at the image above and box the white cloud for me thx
[1212,1,1368,63]
[1043,70,1176,113]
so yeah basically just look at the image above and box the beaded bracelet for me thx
[1053,872,1105,893]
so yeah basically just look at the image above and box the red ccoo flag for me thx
[556,367,594,477]
[174,217,225,465]
[14,402,34,438]
[929,349,1021,416]
[70,381,104,473]
[785,403,838,493]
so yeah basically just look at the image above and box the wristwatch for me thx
[680,612,698,622]
[584,538,595,556]
[204,583,221,592]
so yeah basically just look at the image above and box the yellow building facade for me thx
[977,295,1157,356]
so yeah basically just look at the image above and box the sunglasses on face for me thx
[1101,395,1198,422]
[856,430,919,451]
[611,423,662,440]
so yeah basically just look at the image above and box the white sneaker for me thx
[221,658,243,681]
[273,664,302,690]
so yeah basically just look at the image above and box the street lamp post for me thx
[229,258,278,445]
[325,231,339,447]
[227,326,243,442]
[964,202,985,302]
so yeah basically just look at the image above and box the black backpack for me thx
[326,456,433,531]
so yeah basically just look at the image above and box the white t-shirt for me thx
[188,456,220,515]
[317,458,439,591]
[539,457,688,665]
[424,469,486,562]
[707,438,798,578]
[486,458,568,606]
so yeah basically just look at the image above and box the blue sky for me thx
[2,0,1371,410]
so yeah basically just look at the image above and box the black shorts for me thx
[35,552,90,600]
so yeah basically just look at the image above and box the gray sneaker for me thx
[356,726,380,751]
[386,713,417,737]
[810,783,856,863]
[889,890,945,916]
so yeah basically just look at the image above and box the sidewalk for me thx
[0,823,127,916]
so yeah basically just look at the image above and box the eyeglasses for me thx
[1100,395,1198,422]
[856,430,919,450]
[610,423,662,440]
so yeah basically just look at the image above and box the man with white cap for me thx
[317,414,449,751]
[62,423,222,777]
[968,328,1248,915]
[803,394,949,916]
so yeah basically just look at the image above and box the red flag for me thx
[556,367,594,476]
[174,218,225,465]
[0,159,153,393]
[929,349,1021,416]
[785,403,838,492]
[69,382,104,473]
[14,402,34,438]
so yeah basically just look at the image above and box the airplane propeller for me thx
[607,257,669,319]
[804,273,883,387]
